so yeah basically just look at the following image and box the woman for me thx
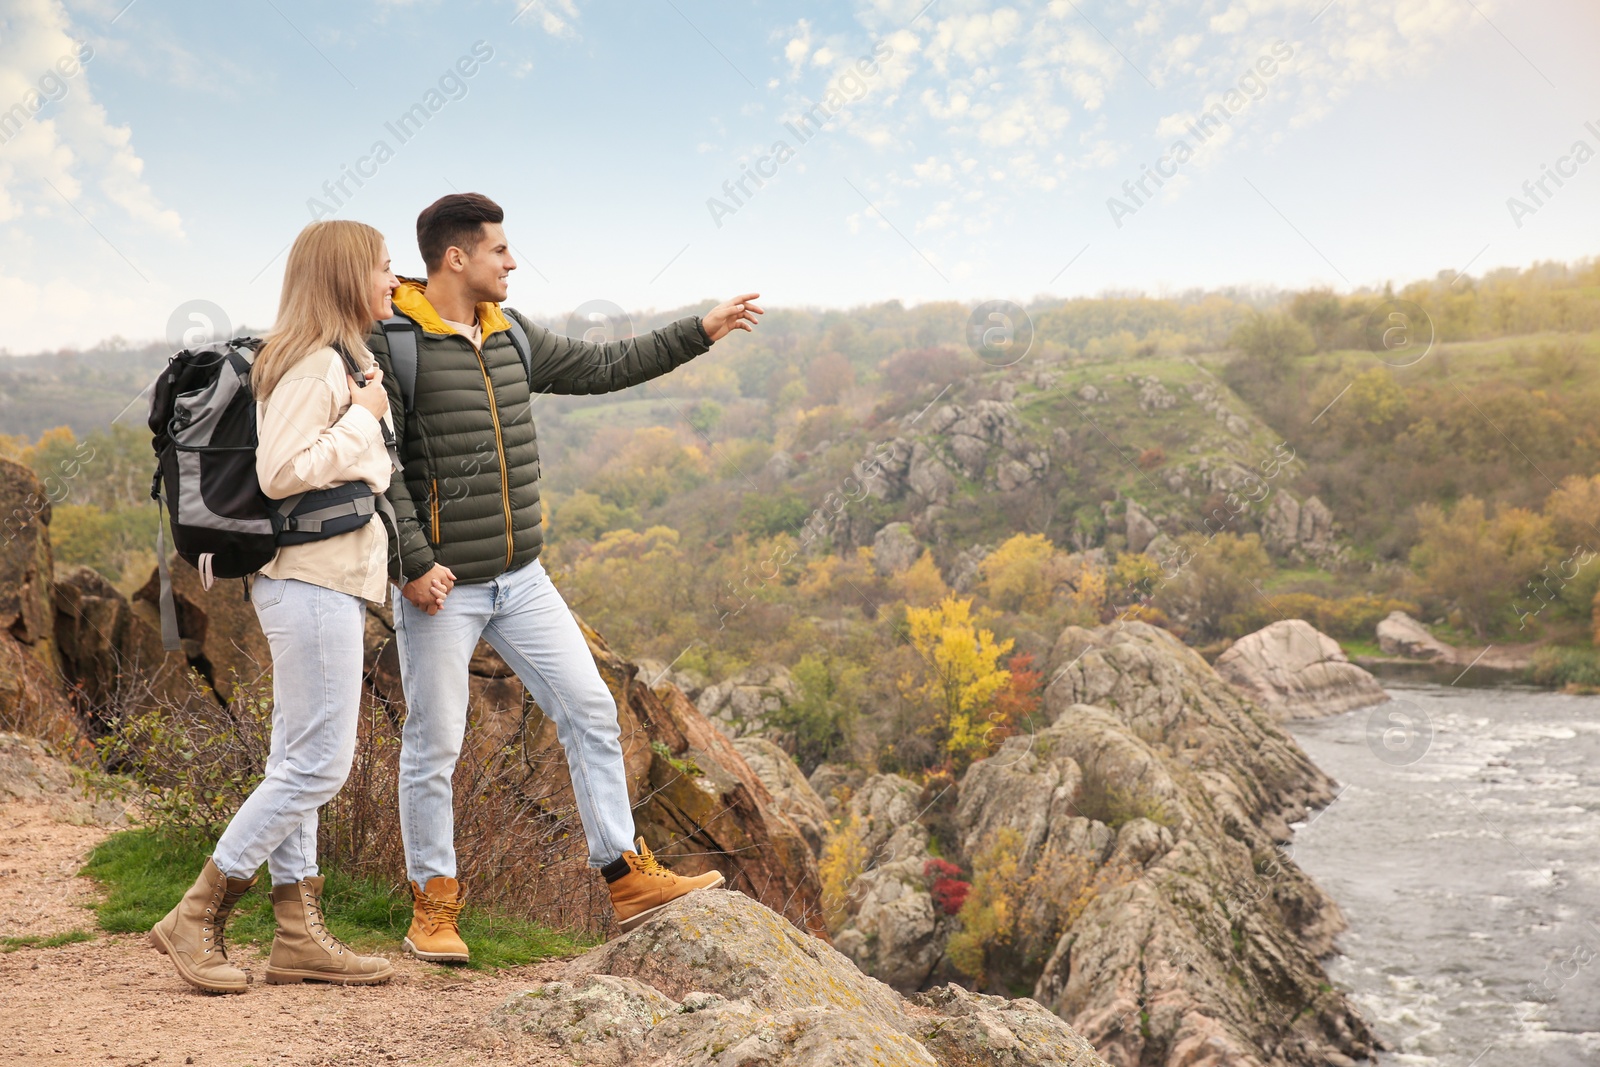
[149,220,403,992]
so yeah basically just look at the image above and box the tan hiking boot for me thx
[604,837,725,932]
[263,876,394,985]
[405,876,469,963]
[148,858,258,994]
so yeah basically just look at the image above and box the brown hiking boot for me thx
[148,858,258,994]
[263,876,394,985]
[405,876,469,963]
[604,837,725,932]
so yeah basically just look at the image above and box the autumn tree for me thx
[978,533,1065,613]
[1410,496,1555,637]
[898,596,1013,771]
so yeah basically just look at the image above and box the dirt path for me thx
[0,741,578,1067]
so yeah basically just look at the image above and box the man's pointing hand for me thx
[702,293,764,342]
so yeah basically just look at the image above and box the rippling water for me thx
[1287,675,1600,1067]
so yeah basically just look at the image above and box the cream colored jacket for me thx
[255,345,396,604]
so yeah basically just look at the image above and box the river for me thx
[1287,672,1600,1066]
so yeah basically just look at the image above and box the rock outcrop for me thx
[1260,493,1339,563]
[949,621,1374,1067]
[1375,610,1453,662]
[0,461,80,752]
[1214,619,1388,719]
[693,663,797,739]
[872,521,923,576]
[376,605,827,937]
[827,774,953,993]
[730,735,831,856]
[487,888,1108,1067]
[0,730,126,824]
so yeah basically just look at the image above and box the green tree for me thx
[1155,532,1273,641]
[1229,312,1314,379]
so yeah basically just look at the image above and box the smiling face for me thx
[370,242,399,319]
[453,222,516,304]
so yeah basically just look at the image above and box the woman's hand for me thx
[348,367,389,420]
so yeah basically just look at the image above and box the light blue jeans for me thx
[212,575,364,886]
[394,558,636,884]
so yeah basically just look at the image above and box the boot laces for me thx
[417,891,465,934]
[213,894,241,959]
[303,889,353,956]
[634,842,671,880]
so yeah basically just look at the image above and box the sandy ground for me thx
[0,787,583,1066]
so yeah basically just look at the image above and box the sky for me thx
[1,0,1597,354]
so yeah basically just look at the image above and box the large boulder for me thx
[730,735,831,856]
[387,615,826,937]
[488,889,1108,1067]
[1261,493,1339,563]
[872,521,923,576]
[1213,619,1388,719]
[961,621,1378,1067]
[1375,610,1453,662]
[52,564,197,724]
[1124,500,1159,555]
[131,556,270,706]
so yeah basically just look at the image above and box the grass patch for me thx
[1340,638,1383,660]
[1527,646,1600,691]
[81,828,597,969]
[1,929,93,952]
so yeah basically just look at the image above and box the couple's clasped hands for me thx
[403,563,455,614]
[350,368,455,614]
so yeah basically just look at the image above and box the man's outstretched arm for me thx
[521,293,762,395]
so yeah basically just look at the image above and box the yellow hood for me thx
[392,278,512,340]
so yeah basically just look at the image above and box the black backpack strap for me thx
[378,314,422,412]
[502,310,532,381]
[152,485,182,652]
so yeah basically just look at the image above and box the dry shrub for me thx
[98,669,614,934]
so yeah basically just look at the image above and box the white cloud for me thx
[508,0,581,36]
[0,0,183,238]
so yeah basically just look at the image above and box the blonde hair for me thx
[253,220,386,398]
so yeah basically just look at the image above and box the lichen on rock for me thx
[490,889,1108,1067]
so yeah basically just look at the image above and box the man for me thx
[370,192,761,961]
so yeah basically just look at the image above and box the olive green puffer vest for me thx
[369,280,710,584]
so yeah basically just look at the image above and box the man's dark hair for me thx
[417,192,504,271]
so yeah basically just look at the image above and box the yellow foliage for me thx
[891,550,949,608]
[1062,556,1108,625]
[978,533,1062,613]
[818,813,867,934]
[899,596,1013,764]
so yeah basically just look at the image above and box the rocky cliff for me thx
[793,622,1377,1067]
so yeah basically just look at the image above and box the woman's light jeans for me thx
[394,558,636,884]
[211,575,363,886]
